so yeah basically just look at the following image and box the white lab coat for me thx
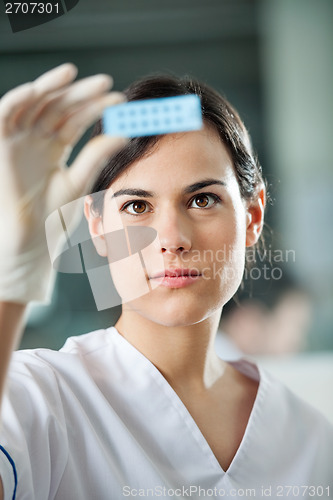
[0,327,332,499]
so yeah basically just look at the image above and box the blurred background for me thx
[0,0,332,420]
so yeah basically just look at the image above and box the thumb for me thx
[67,134,127,197]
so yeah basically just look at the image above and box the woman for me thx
[0,64,332,500]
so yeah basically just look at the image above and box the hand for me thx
[0,63,126,303]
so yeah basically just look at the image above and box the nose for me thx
[155,208,192,255]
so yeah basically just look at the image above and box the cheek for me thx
[202,207,247,259]
[205,211,247,297]
[102,206,124,232]
[109,254,150,303]
[106,230,164,304]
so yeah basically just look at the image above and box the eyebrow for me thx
[184,179,226,194]
[110,179,226,199]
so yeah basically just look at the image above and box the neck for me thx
[115,307,226,394]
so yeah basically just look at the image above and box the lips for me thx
[150,268,201,279]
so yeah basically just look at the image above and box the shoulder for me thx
[5,327,116,401]
[230,357,333,444]
[10,327,112,367]
[1,327,121,443]
[59,327,114,356]
[230,358,333,486]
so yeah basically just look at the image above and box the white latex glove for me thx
[0,63,126,304]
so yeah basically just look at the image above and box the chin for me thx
[140,311,205,329]
[124,291,219,328]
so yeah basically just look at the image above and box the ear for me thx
[84,195,108,257]
[245,184,265,247]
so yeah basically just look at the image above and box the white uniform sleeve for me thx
[0,350,69,500]
[0,445,17,500]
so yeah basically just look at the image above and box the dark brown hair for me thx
[90,74,265,217]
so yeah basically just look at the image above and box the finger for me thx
[29,74,113,134]
[15,64,78,129]
[67,135,128,197]
[0,83,34,134]
[33,63,78,92]
[57,92,126,146]
[0,64,78,134]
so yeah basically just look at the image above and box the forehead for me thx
[110,125,235,192]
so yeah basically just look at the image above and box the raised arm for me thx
[0,63,126,406]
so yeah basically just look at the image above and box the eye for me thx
[189,193,221,209]
[121,200,150,215]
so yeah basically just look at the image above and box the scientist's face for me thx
[88,125,260,327]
